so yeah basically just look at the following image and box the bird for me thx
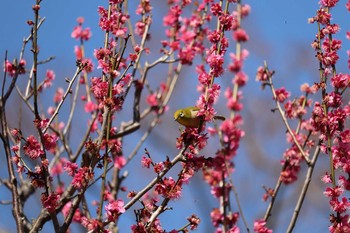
[174,106,225,128]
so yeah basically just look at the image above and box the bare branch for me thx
[43,64,84,134]
[286,144,321,233]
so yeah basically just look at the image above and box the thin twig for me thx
[264,63,311,165]
[63,71,81,136]
[20,17,46,61]
[43,65,84,134]
[230,177,250,232]
[37,56,56,65]
[263,178,283,221]
[286,144,321,233]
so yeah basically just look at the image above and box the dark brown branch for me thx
[0,99,24,233]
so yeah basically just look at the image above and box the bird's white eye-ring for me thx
[180,112,184,118]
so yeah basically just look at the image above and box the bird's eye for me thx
[180,112,184,118]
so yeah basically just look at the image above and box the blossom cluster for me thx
[4,59,26,77]
[309,1,350,231]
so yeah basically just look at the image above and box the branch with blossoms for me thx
[256,63,320,233]
[197,1,251,232]
[254,1,350,232]
[310,1,350,232]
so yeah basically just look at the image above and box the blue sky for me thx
[1,0,349,232]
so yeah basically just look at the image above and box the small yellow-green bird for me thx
[174,106,225,128]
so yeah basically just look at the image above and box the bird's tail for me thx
[213,115,225,121]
